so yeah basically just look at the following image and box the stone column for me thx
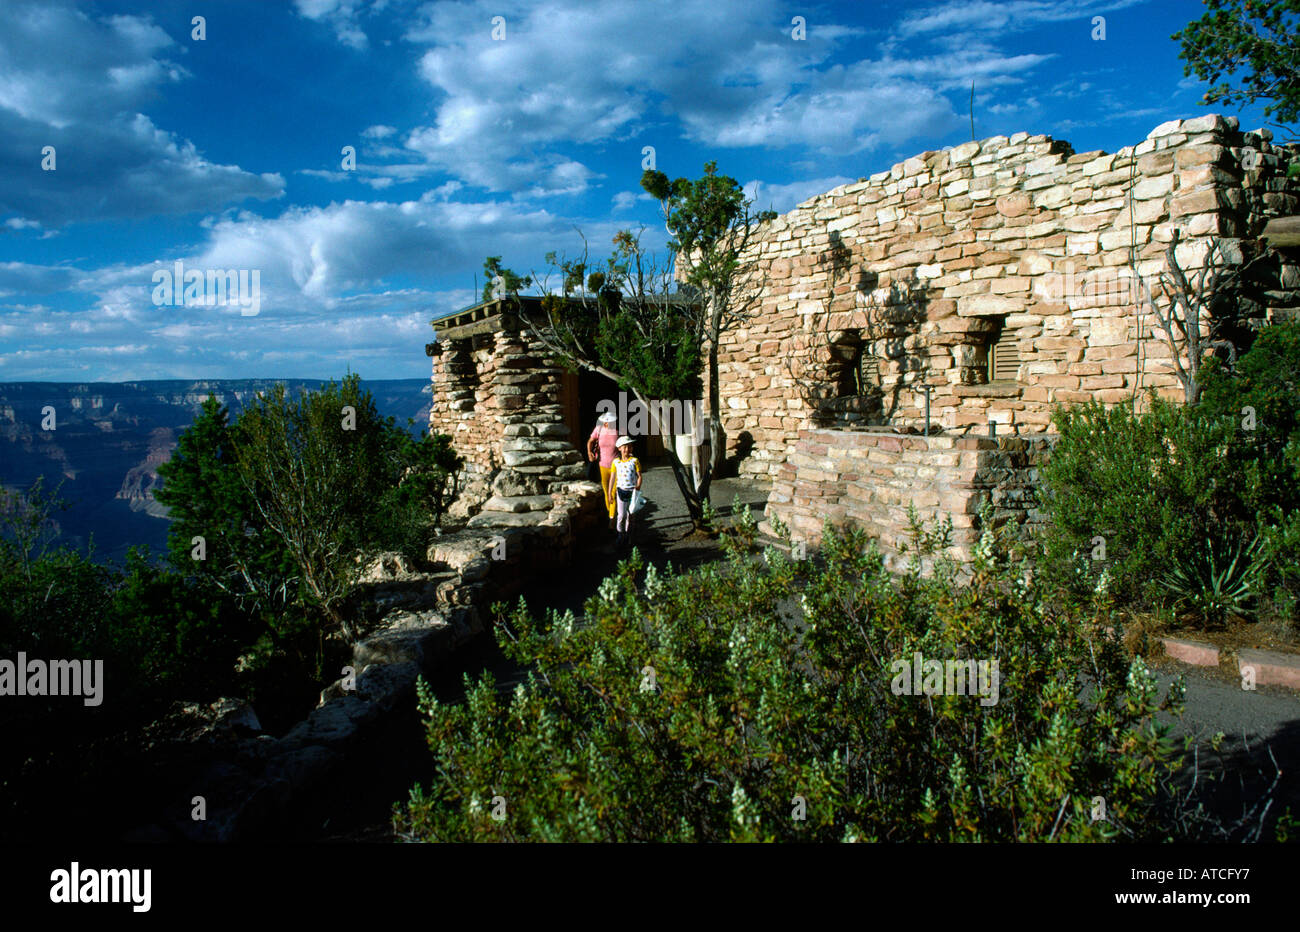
[493,322,585,492]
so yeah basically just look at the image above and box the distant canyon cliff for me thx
[0,380,433,564]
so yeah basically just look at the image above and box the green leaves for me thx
[396,510,1185,842]
[1040,396,1245,610]
[157,376,461,648]
[1173,0,1300,125]
[378,429,463,545]
[1043,321,1300,627]
[156,396,294,613]
[640,160,775,301]
[1158,534,1262,625]
[231,374,424,642]
[593,306,702,401]
[481,256,532,303]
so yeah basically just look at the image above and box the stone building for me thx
[430,115,1300,562]
[427,294,689,516]
[425,296,591,518]
[718,114,1299,480]
[712,115,1299,565]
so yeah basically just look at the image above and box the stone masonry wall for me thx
[493,323,586,483]
[430,335,500,475]
[717,115,1300,479]
[430,316,584,509]
[763,427,1054,570]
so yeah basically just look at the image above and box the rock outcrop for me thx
[130,477,605,842]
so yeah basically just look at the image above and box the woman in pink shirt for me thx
[588,411,619,524]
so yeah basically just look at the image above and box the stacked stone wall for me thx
[719,115,1300,479]
[430,317,585,517]
[494,324,585,482]
[764,427,1053,569]
[430,336,501,475]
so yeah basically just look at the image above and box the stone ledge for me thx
[953,383,1024,399]
[481,494,555,513]
[1238,648,1300,689]
[467,510,550,528]
[1160,636,1220,667]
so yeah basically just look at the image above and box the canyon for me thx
[0,379,433,563]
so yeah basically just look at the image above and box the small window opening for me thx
[988,323,1020,383]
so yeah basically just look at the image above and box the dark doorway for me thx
[568,368,620,453]
[568,368,666,463]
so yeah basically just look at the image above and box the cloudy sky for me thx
[0,0,1271,382]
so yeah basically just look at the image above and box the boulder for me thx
[427,530,495,573]
[502,449,575,468]
[278,696,381,753]
[352,610,448,668]
[355,661,421,711]
[208,697,262,735]
[356,551,417,583]
[458,555,491,581]
[491,469,547,496]
[261,745,340,796]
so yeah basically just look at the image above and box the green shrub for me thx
[395,512,1187,842]
[1197,321,1300,626]
[1157,534,1262,627]
[107,548,258,696]
[159,378,463,645]
[1257,503,1300,625]
[374,429,463,559]
[1039,395,1245,610]
[1198,318,1300,517]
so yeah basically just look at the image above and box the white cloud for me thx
[0,3,181,128]
[611,191,654,212]
[745,176,856,215]
[388,0,1050,192]
[0,189,649,379]
[0,0,285,227]
[0,113,285,226]
[294,0,371,49]
[897,0,1147,38]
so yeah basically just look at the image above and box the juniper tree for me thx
[1175,0,1300,144]
[490,163,774,529]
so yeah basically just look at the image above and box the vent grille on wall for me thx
[990,329,1020,382]
[858,353,880,390]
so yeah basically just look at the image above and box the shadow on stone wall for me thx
[788,230,930,432]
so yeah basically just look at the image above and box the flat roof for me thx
[429,291,700,340]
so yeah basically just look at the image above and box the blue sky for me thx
[0,0,1276,381]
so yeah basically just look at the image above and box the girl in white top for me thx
[612,436,641,549]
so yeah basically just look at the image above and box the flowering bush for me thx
[395,508,1194,842]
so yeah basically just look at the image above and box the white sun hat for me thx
[616,435,634,447]
[598,411,617,424]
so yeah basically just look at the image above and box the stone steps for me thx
[467,510,551,528]
[481,493,555,513]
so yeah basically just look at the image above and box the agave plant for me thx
[1158,534,1262,626]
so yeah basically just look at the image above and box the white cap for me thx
[616,436,634,447]
[598,411,617,424]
